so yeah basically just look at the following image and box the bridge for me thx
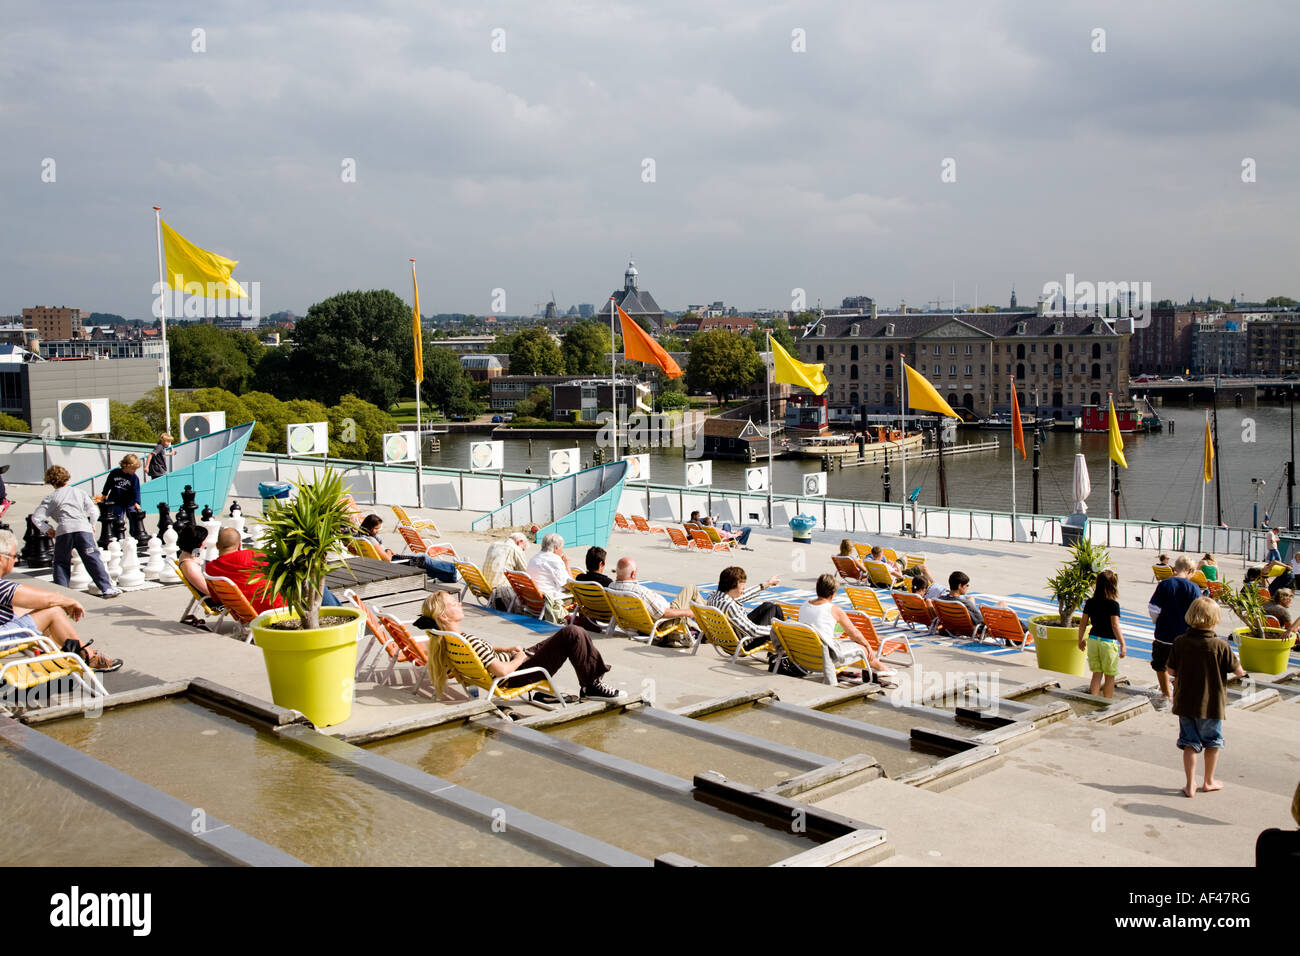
[1130,377,1300,407]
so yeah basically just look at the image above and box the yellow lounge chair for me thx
[348,537,387,562]
[774,601,801,622]
[605,590,690,646]
[844,585,901,623]
[392,504,440,537]
[702,526,737,550]
[434,628,564,709]
[569,581,617,633]
[171,560,226,631]
[882,547,900,565]
[903,554,927,570]
[455,562,494,606]
[1189,570,1208,589]
[862,559,898,590]
[852,542,872,561]
[0,631,108,702]
[690,603,771,661]
[1151,565,1173,582]
[770,620,869,686]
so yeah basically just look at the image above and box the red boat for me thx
[1077,404,1145,433]
[785,394,830,436]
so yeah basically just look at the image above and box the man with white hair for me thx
[482,531,528,610]
[527,533,572,623]
[0,528,122,672]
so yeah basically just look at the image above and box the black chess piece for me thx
[175,485,197,531]
[156,502,173,540]
[21,515,52,568]
[229,501,242,517]
[200,504,213,522]
[97,506,115,549]
[127,509,151,554]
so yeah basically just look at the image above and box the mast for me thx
[1212,390,1223,525]
[936,414,948,507]
[609,296,618,463]
[1031,425,1041,514]
[899,352,907,531]
[1289,387,1296,528]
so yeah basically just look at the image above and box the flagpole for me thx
[153,206,171,433]
[899,353,907,532]
[766,334,773,529]
[411,259,424,507]
[1010,377,1017,542]
[610,296,618,463]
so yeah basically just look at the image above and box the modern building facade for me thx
[1129,307,1195,376]
[799,311,1130,420]
[22,305,88,341]
[1246,316,1300,376]
[0,347,163,429]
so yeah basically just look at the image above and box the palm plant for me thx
[1045,539,1111,626]
[1216,581,1270,638]
[253,470,355,630]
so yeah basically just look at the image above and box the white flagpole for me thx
[766,334,774,529]
[153,206,171,434]
[610,297,618,463]
[1010,376,1017,541]
[411,259,424,507]
[1200,409,1207,534]
[900,353,907,531]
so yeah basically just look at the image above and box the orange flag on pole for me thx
[1010,377,1026,459]
[618,305,682,378]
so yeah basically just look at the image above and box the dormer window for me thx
[1016,321,1027,335]
[849,323,860,337]
[885,323,895,337]
[1053,321,1064,335]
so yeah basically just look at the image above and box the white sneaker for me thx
[1151,696,1171,712]
[100,588,123,599]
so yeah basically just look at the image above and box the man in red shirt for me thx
[203,528,284,613]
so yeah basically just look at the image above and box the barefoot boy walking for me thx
[1166,597,1246,798]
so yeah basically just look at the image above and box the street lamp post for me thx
[1252,477,1266,530]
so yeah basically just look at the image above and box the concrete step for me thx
[943,733,1293,866]
[814,777,1177,867]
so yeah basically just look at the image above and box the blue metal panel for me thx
[473,460,627,549]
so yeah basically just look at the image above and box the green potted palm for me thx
[250,471,362,727]
[1217,581,1296,674]
[1030,539,1110,677]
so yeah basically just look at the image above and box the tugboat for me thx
[1076,403,1149,433]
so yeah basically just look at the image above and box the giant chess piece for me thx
[224,509,246,540]
[229,500,243,518]
[200,504,213,523]
[68,551,91,590]
[175,485,198,532]
[127,509,151,555]
[202,524,220,563]
[117,536,145,589]
[105,539,123,580]
[144,536,165,581]
[161,525,179,565]
[21,515,52,568]
[97,506,115,550]
[155,501,173,540]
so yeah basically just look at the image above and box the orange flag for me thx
[1010,377,1026,459]
[618,305,682,378]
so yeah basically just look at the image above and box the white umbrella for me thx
[1072,453,1091,514]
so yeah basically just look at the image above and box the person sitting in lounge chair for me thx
[418,591,627,703]
[356,514,457,584]
[576,546,613,587]
[608,557,702,648]
[869,546,906,584]
[482,532,528,610]
[0,529,121,672]
[206,527,343,613]
[800,573,895,681]
[526,533,574,623]
[939,571,985,627]
[702,515,751,548]
[706,565,783,652]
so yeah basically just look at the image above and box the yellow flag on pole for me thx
[1108,396,1128,469]
[1202,412,1214,483]
[769,334,828,395]
[411,260,423,383]
[903,362,958,418]
[160,220,246,297]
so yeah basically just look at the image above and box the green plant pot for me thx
[1030,614,1089,677]
[252,607,362,728]
[1233,628,1297,676]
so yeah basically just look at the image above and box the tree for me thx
[686,330,763,403]
[109,401,156,443]
[657,390,690,411]
[420,344,476,417]
[514,385,553,420]
[329,394,399,461]
[251,344,298,398]
[0,412,31,432]
[289,290,411,408]
[656,333,685,352]
[129,387,198,435]
[166,324,258,393]
[561,321,612,376]
[1266,296,1298,307]
[509,327,565,375]
[748,318,796,355]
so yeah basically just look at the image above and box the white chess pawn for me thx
[203,524,220,562]
[162,526,179,564]
[106,539,123,579]
[117,537,145,588]
[144,537,165,580]
[68,552,91,590]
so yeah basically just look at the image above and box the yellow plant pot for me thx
[252,607,362,728]
[1233,628,1297,676]
[1030,614,1088,677]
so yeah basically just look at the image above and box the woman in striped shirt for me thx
[416,591,627,703]
[705,565,784,652]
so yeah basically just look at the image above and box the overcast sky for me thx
[2,0,1298,319]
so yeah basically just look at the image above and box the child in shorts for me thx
[1166,597,1245,799]
[1076,570,1125,698]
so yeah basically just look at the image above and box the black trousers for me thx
[741,603,786,650]
[501,624,611,688]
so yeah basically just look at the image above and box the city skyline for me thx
[3,1,1298,318]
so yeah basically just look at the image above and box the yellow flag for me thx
[411,260,423,383]
[1108,397,1128,469]
[160,220,246,297]
[1202,412,1214,483]
[903,362,958,418]
[769,334,828,395]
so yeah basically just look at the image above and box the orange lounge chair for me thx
[614,513,634,533]
[844,610,913,665]
[504,570,573,621]
[689,529,730,553]
[631,515,665,535]
[978,605,1031,648]
[844,585,900,624]
[203,574,262,643]
[665,527,693,551]
[1206,581,1228,601]
[832,555,871,584]
[932,599,986,641]
[349,593,426,686]
[891,591,937,631]
[377,612,433,695]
